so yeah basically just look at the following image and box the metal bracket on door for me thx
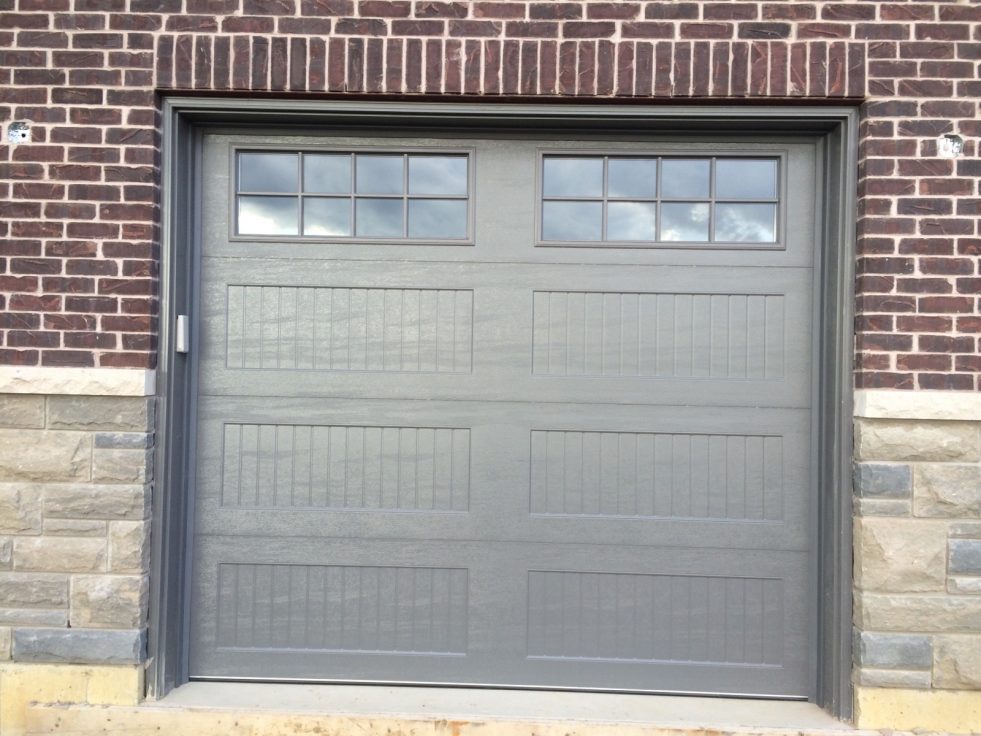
[175,314,189,354]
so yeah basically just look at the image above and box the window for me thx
[539,155,780,245]
[235,151,471,241]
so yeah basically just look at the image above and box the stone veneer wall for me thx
[852,392,981,730]
[0,370,152,668]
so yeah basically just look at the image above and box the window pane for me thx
[239,153,298,193]
[608,159,656,198]
[408,200,468,239]
[355,198,404,237]
[542,158,604,197]
[355,155,403,194]
[409,156,468,196]
[660,202,710,242]
[238,196,298,235]
[304,154,351,194]
[714,203,777,242]
[541,201,602,241]
[303,197,351,237]
[716,159,778,200]
[607,202,656,241]
[661,159,710,199]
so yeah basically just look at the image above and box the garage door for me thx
[188,129,818,697]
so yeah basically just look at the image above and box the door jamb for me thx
[151,98,858,719]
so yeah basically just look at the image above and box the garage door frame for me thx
[150,98,858,719]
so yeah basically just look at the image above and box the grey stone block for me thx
[0,608,68,626]
[0,571,68,608]
[856,631,932,669]
[95,432,153,450]
[855,667,932,689]
[853,463,912,499]
[13,627,146,664]
[949,538,981,576]
[47,396,153,432]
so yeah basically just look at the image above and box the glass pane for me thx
[238,196,298,235]
[239,153,298,193]
[303,154,351,194]
[408,199,468,239]
[409,156,468,196]
[608,159,656,198]
[355,198,404,237]
[355,155,403,194]
[716,159,778,200]
[542,158,603,197]
[541,201,602,241]
[661,159,710,199]
[607,202,656,241]
[714,203,777,242]
[303,197,351,237]
[660,202,710,242]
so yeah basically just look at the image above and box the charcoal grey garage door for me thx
[188,129,819,697]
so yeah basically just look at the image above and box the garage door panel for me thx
[190,132,819,696]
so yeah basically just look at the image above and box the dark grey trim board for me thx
[152,98,858,720]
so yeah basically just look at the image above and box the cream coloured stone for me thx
[0,396,44,429]
[913,463,981,518]
[91,449,149,484]
[70,575,147,629]
[108,521,149,574]
[46,396,152,432]
[854,685,981,732]
[857,592,981,632]
[42,518,107,537]
[0,608,67,626]
[854,518,947,593]
[0,485,42,535]
[43,483,149,521]
[0,366,154,396]
[948,576,981,594]
[854,419,980,462]
[855,388,981,422]
[934,635,981,689]
[0,430,91,482]
[12,538,106,573]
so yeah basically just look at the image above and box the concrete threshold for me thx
[27,682,918,736]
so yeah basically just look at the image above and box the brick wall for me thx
[0,0,979,388]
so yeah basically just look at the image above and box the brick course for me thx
[0,1,979,388]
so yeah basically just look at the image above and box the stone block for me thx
[0,396,44,429]
[855,667,932,689]
[94,432,152,449]
[854,518,947,593]
[0,429,91,483]
[0,485,42,535]
[913,463,981,518]
[43,483,149,521]
[856,498,911,517]
[0,538,10,569]
[854,686,981,732]
[0,608,68,626]
[42,518,107,537]
[855,631,932,669]
[0,571,68,608]
[12,627,145,664]
[0,626,9,660]
[855,419,980,462]
[853,462,911,498]
[950,520,981,538]
[91,448,150,483]
[108,521,149,574]
[47,396,152,432]
[70,575,147,629]
[857,593,981,632]
[950,538,981,576]
[13,537,106,573]
[949,576,981,594]
[934,635,981,689]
